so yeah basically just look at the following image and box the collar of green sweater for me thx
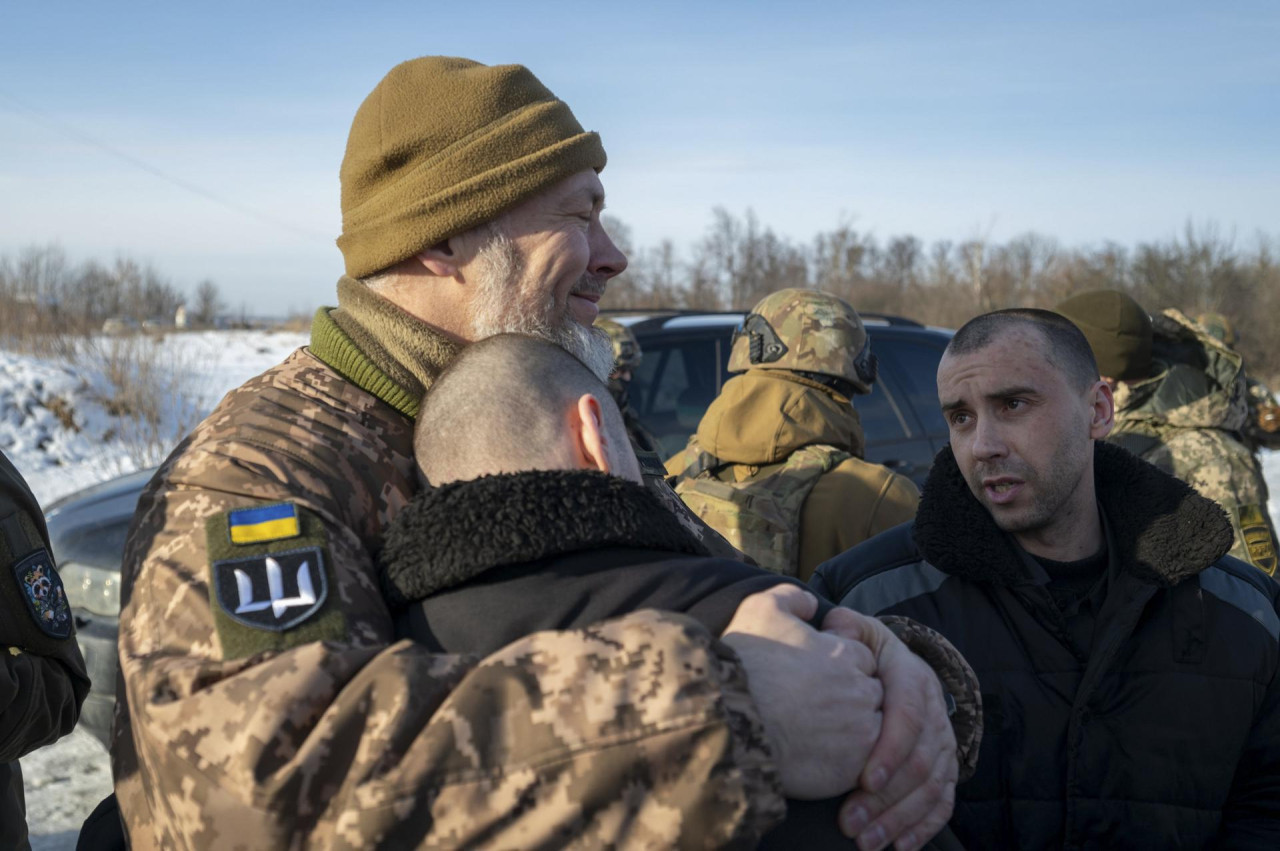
[308,276,460,418]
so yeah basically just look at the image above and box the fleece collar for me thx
[379,470,710,605]
[308,276,460,418]
[913,441,1233,587]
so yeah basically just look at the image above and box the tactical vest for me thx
[672,443,849,576]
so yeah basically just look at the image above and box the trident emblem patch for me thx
[212,547,328,631]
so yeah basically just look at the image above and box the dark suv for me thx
[48,311,953,748]
[620,310,952,487]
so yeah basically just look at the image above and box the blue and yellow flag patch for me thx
[228,503,301,545]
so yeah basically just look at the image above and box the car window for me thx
[875,337,948,436]
[855,380,912,445]
[631,336,721,458]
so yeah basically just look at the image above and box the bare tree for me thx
[193,279,224,327]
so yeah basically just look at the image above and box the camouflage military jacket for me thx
[114,302,783,849]
[1110,309,1278,575]
[669,369,919,581]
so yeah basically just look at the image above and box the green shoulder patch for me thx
[1238,504,1278,577]
[206,504,347,660]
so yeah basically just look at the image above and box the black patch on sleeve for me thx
[11,548,72,639]
[211,546,328,632]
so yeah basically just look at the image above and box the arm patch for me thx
[205,504,347,659]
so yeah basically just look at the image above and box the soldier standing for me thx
[668,289,919,580]
[1056,290,1279,576]
[113,58,959,848]
[0,451,90,851]
[594,316,662,453]
[1196,312,1280,454]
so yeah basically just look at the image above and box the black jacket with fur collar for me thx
[380,469,817,656]
[812,441,1280,850]
[381,469,883,849]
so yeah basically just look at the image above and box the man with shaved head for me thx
[814,309,1280,849]
[112,55,958,848]
[384,334,982,851]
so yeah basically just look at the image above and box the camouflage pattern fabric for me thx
[879,615,982,783]
[727,288,875,393]
[1193,312,1280,453]
[1244,376,1280,452]
[114,345,784,849]
[673,440,849,577]
[1110,309,1278,575]
[595,316,642,371]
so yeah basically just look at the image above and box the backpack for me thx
[672,442,849,576]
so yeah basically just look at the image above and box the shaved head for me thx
[416,334,639,485]
[947,309,1100,391]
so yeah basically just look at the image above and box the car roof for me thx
[600,308,949,337]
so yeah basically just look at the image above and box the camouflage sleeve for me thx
[117,444,782,849]
[878,615,982,783]
[1149,431,1278,576]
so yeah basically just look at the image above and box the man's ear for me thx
[415,239,462,279]
[1088,379,1115,439]
[574,394,613,474]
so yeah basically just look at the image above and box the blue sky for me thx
[2,1,1277,315]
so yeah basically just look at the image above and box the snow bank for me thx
[2,330,306,505]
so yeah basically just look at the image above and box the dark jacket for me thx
[380,469,821,654]
[382,469,928,851]
[1,451,91,851]
[812,441,1280,850]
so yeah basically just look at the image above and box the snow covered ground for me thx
[2,329,307,508]
[4,329,1279,847]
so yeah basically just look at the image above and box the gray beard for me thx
[469,233,615,382]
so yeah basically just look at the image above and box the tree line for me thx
[0,245,225,354]
[6,214,1276,384]
[601,211,1280,383]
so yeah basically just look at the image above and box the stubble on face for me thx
[468,230,615,382]
[939,331,1096,540]
[965,431,1089,535]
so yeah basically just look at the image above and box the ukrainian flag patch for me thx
[228,503,302,545]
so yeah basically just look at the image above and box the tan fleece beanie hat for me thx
[1055,289,1153,381]
[337,56,607,279]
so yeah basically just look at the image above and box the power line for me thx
[0,89,333,244]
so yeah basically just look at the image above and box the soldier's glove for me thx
[879,615,982,783]
[1258,403,1280,434]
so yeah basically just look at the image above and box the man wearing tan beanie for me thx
[109,56,961,849]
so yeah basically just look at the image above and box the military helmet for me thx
[1196,312,1239,347]
[594,317,643,371]
[728,288,876,394]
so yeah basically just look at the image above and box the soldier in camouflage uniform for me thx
[114,58,961,849]
[1196,312,1280,454]
[1057,291,1278,576]
[0,450,89,851]
[668,289,919,581]
[594,316,662,454]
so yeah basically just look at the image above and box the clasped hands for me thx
[721,585,958,851]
